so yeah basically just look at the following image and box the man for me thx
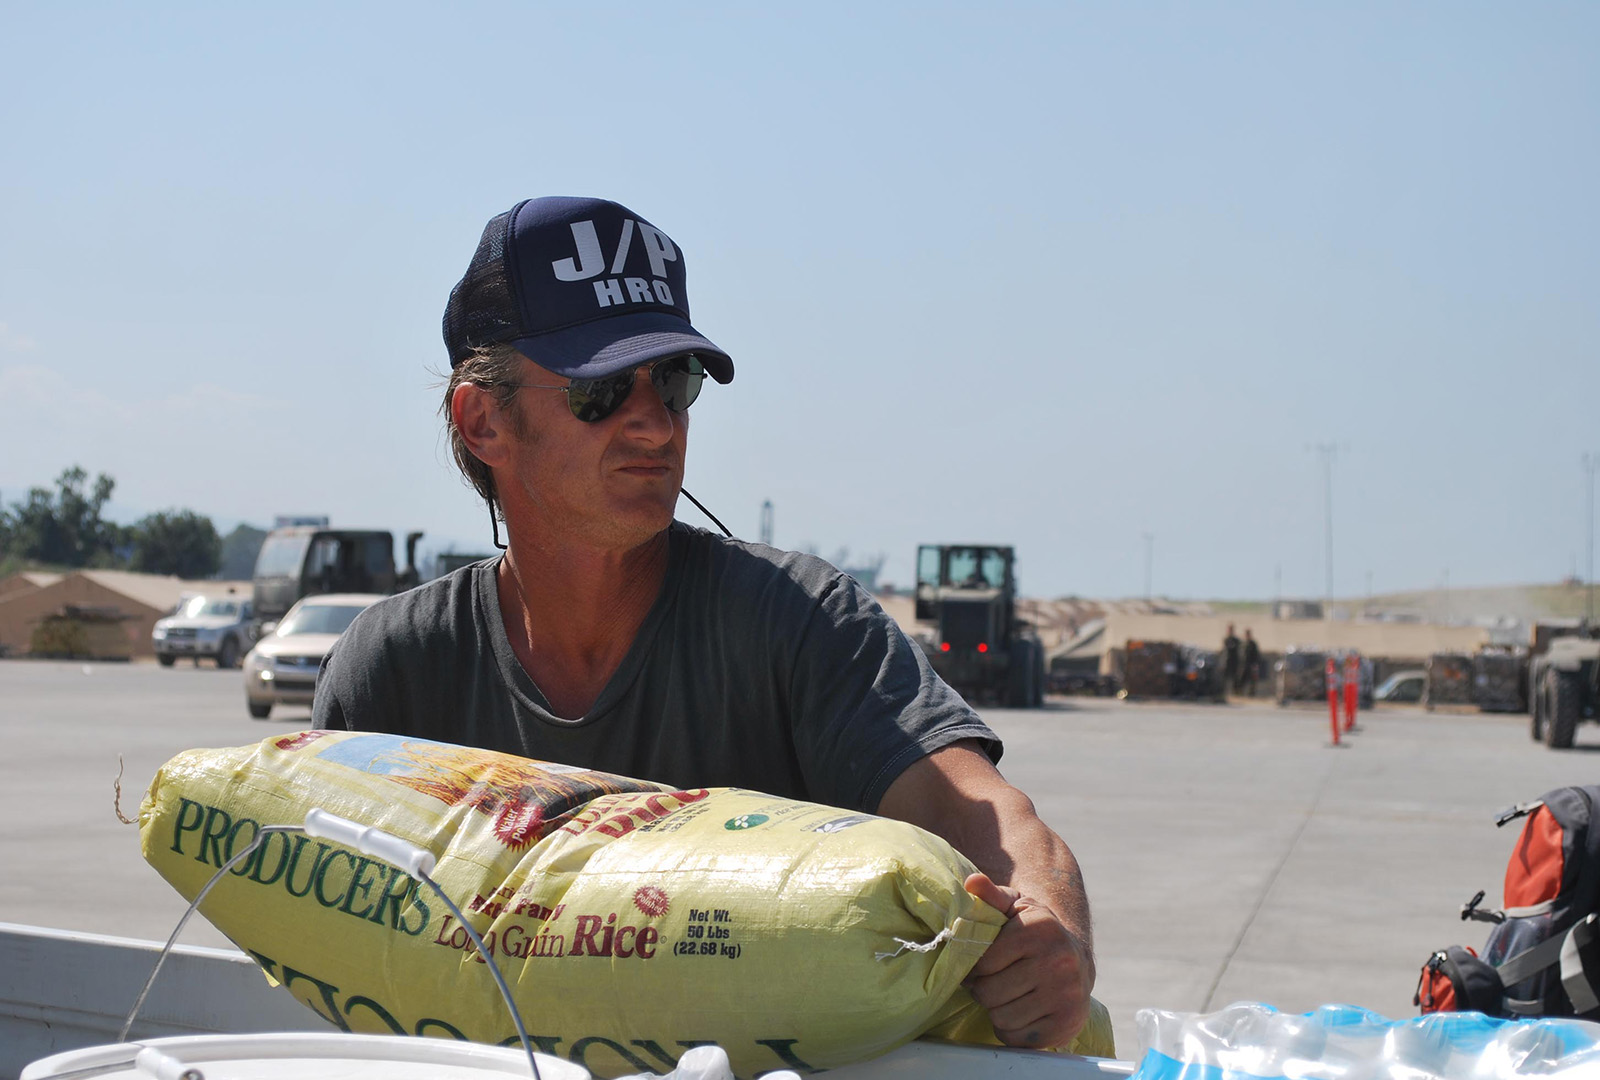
[1240,628,1261,697]
[313,197,1094,1048]
[1222,623,1241,694]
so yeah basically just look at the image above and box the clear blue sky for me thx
[2,2,1596,599]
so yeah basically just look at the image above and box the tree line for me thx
[0,466,261,580]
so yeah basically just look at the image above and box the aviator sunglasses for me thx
[510,354,707,423]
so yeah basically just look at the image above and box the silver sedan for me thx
[242,593,383,719]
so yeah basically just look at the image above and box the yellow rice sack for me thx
[140,731,1112,1076]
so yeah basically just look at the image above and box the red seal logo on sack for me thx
[633,886,670,918]
[273,731,331,752]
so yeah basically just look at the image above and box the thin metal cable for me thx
[120,825,302,1042]
[418,871,539,1077]
[121,825,542,1080]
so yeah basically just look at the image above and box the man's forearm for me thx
[944,784,1094,955]
[878,742,1092,940]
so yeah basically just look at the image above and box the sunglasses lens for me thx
[564,355,706,423]
[652,355,705,413]
[565,371,635,422]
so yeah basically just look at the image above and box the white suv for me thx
[152,593,257,669]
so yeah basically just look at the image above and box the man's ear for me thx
[452,383,516,469]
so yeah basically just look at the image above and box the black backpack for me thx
[1415,785,1600,1019]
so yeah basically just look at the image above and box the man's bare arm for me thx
[877,739,1094,1049]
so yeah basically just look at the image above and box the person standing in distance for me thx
[314,196,1096,1048]
[1240,628,1262,697]
[1222,623,1241,695]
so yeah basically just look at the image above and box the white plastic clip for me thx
[303,808,437,879]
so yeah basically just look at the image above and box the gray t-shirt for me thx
[313,522,999,813]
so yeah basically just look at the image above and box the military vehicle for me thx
[1528,628,1600,749]
[251,526,424,631]
[913,544,1044,708]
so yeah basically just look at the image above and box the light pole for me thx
[1142,532,1154,602]
[1584,454,1597,625]
[1309,443,1340,612]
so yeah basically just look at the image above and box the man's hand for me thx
[876,741,1096,1047]
[964,871,1094,1049]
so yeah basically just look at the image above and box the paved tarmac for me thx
[3,657,1596,1057]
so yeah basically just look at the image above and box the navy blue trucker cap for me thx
[442,197,733,384]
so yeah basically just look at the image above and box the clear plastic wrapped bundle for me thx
[1132,1001,1600,1080]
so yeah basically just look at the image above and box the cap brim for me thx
[509,311,733,384]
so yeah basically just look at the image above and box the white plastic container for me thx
[21,1032,589,1080]
[24,1032,1134,1080]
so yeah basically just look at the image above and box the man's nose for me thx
[617,365,675,440]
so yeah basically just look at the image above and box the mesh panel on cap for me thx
[442,210,521,366]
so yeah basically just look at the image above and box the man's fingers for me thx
[973,971,1088,1049]
[968,898,1079,979]
[963,874,1095,1049]
[965,956,1035,1011]
[968,915,1032,978]
[964,898,1095,1049]
[992,998,1089,1050]
[965,871,1021,918]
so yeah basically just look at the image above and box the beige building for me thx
[0,571,63,604]
[0,571,251,659]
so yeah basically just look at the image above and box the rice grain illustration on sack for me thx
[141,731,1113,1078]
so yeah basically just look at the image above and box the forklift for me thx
[913,544,1045,708]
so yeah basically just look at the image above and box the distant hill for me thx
[1185,584,1591,623]
[875,582,1590,644]
[1356,582,1593,623]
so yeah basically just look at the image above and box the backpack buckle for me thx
[1461,890,1506,924]
[1415,951,1446,1008]
[1496,800,1544,827]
